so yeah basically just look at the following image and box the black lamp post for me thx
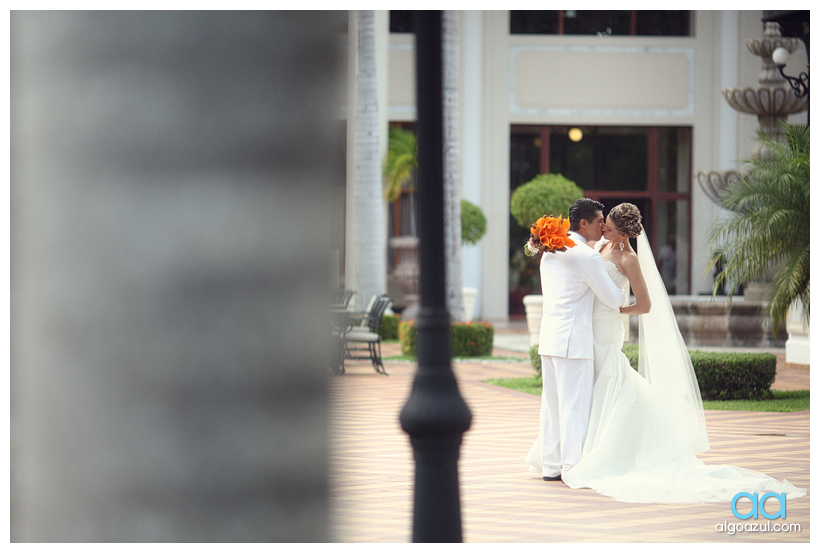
[772,46,809,125]
[764,10,810,125]
[399,10,472,543]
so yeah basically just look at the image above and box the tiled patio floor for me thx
[329,340,809,543]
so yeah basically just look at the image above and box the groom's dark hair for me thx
[569,198,605,231]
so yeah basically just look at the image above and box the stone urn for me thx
[390,236,420,320]
[462,287,478,323]
[786,298,810,367]
[523,295,543,347]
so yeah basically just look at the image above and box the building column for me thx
[460,11,484,319]
[11,11,341,541]
[480,11,511,323]
[345,10,389,312]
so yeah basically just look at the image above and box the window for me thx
[390,11,415,33]
[510,10,691,36]
[563,10,631,36]
[509,125,692,314]
[509,11,560,35]
[548,127,649,191]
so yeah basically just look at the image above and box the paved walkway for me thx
[329,337,809,543]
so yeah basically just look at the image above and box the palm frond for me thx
[383,126,417,202]
[708,122,809,328]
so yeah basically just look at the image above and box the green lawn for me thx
[702,390,809,412]
[485,376,544,396]
[486,376,809,413]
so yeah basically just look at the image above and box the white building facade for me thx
[341,10,809,326]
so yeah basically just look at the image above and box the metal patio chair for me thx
[343,295,392,375]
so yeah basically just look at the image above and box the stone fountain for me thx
[696,22,807,203]
[694,20,807,357]
[525,22,807,351]
[723,22,807,152]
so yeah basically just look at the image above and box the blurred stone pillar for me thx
[11,11,343,541]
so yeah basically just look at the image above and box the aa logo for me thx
[731,492,787,520]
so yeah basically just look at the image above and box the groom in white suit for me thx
[538,198,628,481]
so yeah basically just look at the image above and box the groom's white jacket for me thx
[538,231,628,360]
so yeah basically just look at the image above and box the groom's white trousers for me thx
[540,355,594,477]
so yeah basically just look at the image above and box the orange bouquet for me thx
[524,214,575,256]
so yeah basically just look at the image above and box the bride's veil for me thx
[636,228,710,453]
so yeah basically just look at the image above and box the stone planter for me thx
[389,236,420,320]
[785,299,809,367]
[628,296,786,348]
[523,295,543,347]
[462,287,478,323]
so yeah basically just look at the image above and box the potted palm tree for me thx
[709,122,809,365]
[384,126,420,319]
[384,125,489,321]
[509,173,584,345]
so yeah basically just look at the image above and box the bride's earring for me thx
[620,240,625,251]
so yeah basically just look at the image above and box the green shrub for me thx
[622,343,639,371]
[603,344,776,401]
[398,321,417,357]
[461,199,487,245]
[451,321,494,357]
[529,345,541,376]
[690,351,776,400]
[399,320,494,357]
[509,173,584,229]
[380,314,400,340]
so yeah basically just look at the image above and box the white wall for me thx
[461,11,485,316]
[480,11,513,323]
[380,10,803,321]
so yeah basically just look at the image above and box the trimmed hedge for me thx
[690,351,776,401]
[399,320,494,357]
[529,343,776,400]
[452,321,494,357]
[380,314,400,340]
[529,345,541,376]
[398,320,417,356]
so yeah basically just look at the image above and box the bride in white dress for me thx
[526,203,806,503]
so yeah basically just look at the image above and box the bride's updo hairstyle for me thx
[608,203,643,239]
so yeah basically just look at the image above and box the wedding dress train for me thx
[526,233,806,504]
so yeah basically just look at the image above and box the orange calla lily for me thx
[526,214,576,255]
[560,217,570,232]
